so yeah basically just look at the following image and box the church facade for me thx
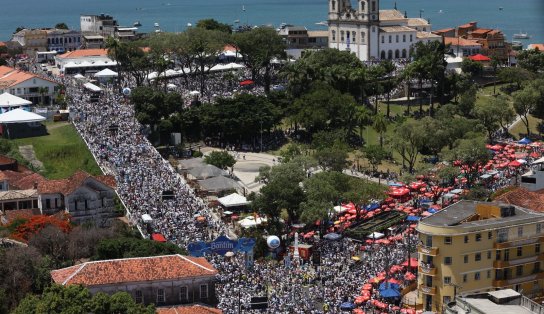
[328,0,440,61]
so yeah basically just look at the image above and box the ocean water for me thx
[1,0,542,45]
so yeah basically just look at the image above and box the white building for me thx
[0,66,60,105]
[444,37,482,58]
[80,14,118,37]
[327,0,439,61]
[54,49,117,75]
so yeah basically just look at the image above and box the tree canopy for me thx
[204,151,236,170]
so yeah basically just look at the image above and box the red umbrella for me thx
[468,54,491,61]
[509,160,522,167]
[401,257,418,267]
[239,79,254,86]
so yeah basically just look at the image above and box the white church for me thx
[327,0,441,61]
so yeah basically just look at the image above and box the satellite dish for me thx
[266,235,280,249]
[122,87,131,96]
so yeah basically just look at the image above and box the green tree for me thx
[54,23,69,30]
[473,96,514,142]
[233,27,286,94]
[391,120,425,173]
[372,113,389,148]
[461,58,483,77]
[513,85,540,136]
[498,67,534,90]
[441,135,489,185]
[93,237,185,260]
[457,85,477,117]
[517,49,544,73]
[196,18,232,33]
[204,151,236,170]
[362,144,388,172]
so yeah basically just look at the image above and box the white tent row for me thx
[94,68,118,78]
[64,60,118,69]
[0,93,32,108]
[0,109,46,124]
[83,82,102,93]
[147,63,245,80]
[218,193,250,207]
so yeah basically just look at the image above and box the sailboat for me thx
[513,31,530,39]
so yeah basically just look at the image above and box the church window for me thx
[372,26,376,32]
[372,1,376,12]
[381,36,384,44]
[332,1,336,11]
[340,31,345,42]
[332,30,336,41]
[403,34,406,42]
[395,50,400,58]
[360,1,365,11]
[352,32,356,42]
[396,35,399,43]
[361,32,365,43]
[402,49,407,58]
[410,34,413,42]
[381,51,386,59]
[388,35,392,43]
[388,50,393,59]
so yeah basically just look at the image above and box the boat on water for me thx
[315,21,328,26]
[154,22,160,28]
[511,41,523,50]
[133,21,142,27]
[513,31,530,39]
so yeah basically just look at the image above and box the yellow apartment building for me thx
[416,200,544,312]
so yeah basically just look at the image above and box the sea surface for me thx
[1,0,543,45]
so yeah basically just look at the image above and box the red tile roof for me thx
[95,175,116,188]
[0,66,58,88]
[51,255,218,286]
[0,155,16,166]
[0,42,6,48]
[471,28,492,35]
[13,173,46,190]
[57,49,108,59]
[156,305,222,314]
[444,37,482,47]
[458,22,477,29]
[529,44,544,51]
[36,170,115,195]
[494,187,544,212]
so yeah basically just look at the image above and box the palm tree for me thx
[355,106,371,143]
[372,113,389,148]
[105,36,122,87]
[38,87,48,105]
[380,61,397,118]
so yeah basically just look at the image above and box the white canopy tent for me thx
[367,232,385,240]
[0,93,32,110]
[0,109,46,124]
[141,214,153,223]
[239,216,267,228]
[94,68,118,78]
[218,193,250,207]
[73,73,85,80]
[83,82,102,93]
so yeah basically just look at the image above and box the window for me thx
[537,243,541,254]
[464,235,469,243]
[410,34,413,42]
[396,35,399,43]
[157,288,165,303]
[444,237,452,245]
[476,233,481,242]
[534,262,540,273]
[443,296,452,304]
[488,232,493,240]
[371,1,376,11]
[381,36,384,44]
[45,199,51,209]
[475,253,481,261]
[403,34,406,42]
[474,272,480,280]
[487,270,491,279]
[516,265,523,276]
[463,274,467,283]
[332,0,336,10]
[444,257,452,265]
[180,286,188,301]
[464,255,468,263]
[360,1,365,11]
[538,223,542,234]
[200,284,208,299]
[444,276,451,284]
[332,30,336,41]
[487,251,492,259]
[361,32,365,43]
[352,32,356,42]
[402,49,407,58]
[135,290,143,303]
[388,35,392,43]
[517,246,523,257]
[518,227,523,237]
[498,229,508,243]
[340,31,345,42]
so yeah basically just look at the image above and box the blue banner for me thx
[188,236,257,257]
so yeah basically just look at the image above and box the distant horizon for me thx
[1,0,542,45]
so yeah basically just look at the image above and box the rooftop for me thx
[379,10,406,21]
[407,18,430,27]
[444,37,482,47]
[0,66,57,89]
[51,254,218,286]
[418,200,544,230]
[433,28,455,33]
[528,44,544,51]
[417,32,441,39]
[156,305,222,314]
[458,22,478,29]
[494,187,544,212]
[0,189,38,201]
[448,289,542,314]
[380,26,416,33]
[57,49,107,59]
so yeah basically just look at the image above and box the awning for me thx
[0,93,32,107]
[468,54,491,61]
[83,82,102,92]
[367,232,385,239]
[151,233,167,242]
[218,193,250,207]
[0,109,46,123]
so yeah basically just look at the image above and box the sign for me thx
[188,236,256,257]
[210,235,236,255]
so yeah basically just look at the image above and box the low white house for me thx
[0,66,60,105]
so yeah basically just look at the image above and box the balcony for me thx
[419,284,436,295]
[494,236,544,249]
[419,265,437,276]
[494,253,544,268]
[493,271,544,287]
[418,245,439,256]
